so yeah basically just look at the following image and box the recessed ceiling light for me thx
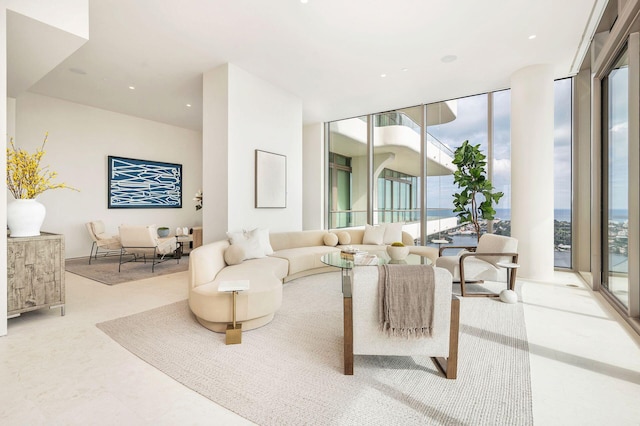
[128,86,136,90]
[380,73,387,78]
[441,55,457,63]
[300,0,308,3]
[186,104,192,108]
[401,68,408,72]
[68,67,87,75]
[528,34,537,40]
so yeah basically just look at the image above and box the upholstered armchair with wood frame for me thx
[86,220,122,264]
[349,265,460,379]
[435,233,518,297]
[118,225,179,272]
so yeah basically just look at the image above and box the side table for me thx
[496,261,520,291]
[218,280,250,345]
[431,238,449,250]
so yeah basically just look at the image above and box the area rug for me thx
[97,273,533,425]
[66,255,188,285]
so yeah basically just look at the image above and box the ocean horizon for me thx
[428,208,629,223]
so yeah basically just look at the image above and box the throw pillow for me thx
[362,224,385,245]
[226,229,266,259]
[226,230,246,245]
[337,231,351,245]
[245,228,274,255]
[383,222,404,244]
[224,245,245,265]
[323,232,339,247]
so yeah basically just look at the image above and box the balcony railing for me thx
[329,208,457,229]
[358,112,454,156]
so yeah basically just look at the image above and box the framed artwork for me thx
[108,156,182,208]
[255,149,286,208]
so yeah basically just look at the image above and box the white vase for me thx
[7,199,46,237]
[386,245,410,261]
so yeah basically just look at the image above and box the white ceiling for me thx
[22,0,606,131]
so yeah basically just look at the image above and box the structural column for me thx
[510,64,555,281]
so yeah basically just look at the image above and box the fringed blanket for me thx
[378,264,435,337]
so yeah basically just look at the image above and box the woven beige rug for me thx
[66,255,188,285]
[97,272,533,425]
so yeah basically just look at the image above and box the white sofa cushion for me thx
[227,229,267,259]
[245,228,274,255]
[382,222,404,244]
[363,224,385,245]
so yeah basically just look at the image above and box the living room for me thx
[2,0,640,424]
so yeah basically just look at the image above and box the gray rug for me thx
[97,272,533,425]
[66,255,188,285]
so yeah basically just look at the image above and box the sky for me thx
[425,78,573,212]
[607,64,629,211]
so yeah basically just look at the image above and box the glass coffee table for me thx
[321,250,430,375]
[320,251,428,296]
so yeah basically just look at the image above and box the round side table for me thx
[496,261,520,291]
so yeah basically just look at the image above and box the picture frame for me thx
[108,156,182,208]
[255,149,286,208]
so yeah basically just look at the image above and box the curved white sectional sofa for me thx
[188,228,438,333]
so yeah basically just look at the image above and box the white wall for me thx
[202,63,303,240]
[13,93,203,258]
[202,65,229,244]
[303,123,324,230]
[228,65,302,233]
[1,5,8,337]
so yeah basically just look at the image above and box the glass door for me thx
[602,48,629,308]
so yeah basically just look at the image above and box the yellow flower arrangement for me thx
[6,133,78,199]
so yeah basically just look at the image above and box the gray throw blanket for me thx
[378,264,435,337]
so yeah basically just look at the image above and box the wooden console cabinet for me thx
[7,233,65,318]
[192,226,203,249]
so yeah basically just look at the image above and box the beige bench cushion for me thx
[270,246,339,275]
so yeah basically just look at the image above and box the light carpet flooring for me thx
[1,270,640,425]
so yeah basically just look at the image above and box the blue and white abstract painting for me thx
[108,156,182,208]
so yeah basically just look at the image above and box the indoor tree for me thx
[451,140,503,242]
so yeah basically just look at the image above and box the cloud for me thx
[493,157,511,178]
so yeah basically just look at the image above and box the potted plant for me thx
[6,133,77,237]
[386,241,409,261]
[452,140,503,242]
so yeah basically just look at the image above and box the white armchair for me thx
[118,225,178,272]
[435,233,518,297]
[350,265,460,379]
[86,220,122,264]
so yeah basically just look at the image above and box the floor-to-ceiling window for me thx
[373,107,422,239]
[492,90,512,238]
[328,116,368,229]
[554,78,573,269]
[426,94,489,248]
[326,84,574,265]
[602,48,630,308]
